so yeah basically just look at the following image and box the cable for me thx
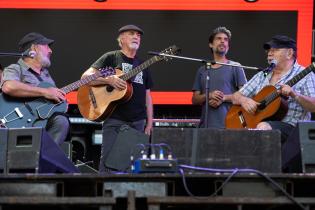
[178,168,239,199]
[179,165,307,210]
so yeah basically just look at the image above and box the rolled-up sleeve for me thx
[0,64,21,88]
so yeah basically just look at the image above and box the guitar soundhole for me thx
[106,85,114,92]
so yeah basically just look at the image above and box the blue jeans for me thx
[46,114,70,146]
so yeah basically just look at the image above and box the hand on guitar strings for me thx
[43,87,66,103]
[105,75,127,90]
[240,97,260,115]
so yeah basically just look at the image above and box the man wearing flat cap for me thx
[0,32,70,146]
[230,35,315,171]
[81,24,153,173]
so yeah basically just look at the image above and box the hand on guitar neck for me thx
[279,84,295,98]
[82,67,127,90]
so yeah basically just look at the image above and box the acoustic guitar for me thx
[77,45,180,122]
[225,63,315,129]
[0,67,114,128]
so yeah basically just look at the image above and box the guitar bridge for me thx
[238,111,247,128]
[0,119,7,128]
[89,88,97,109]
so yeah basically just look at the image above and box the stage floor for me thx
[0,172,315,210]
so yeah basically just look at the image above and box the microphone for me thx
[263,59,277,74]
[0,50,36,58]
[21,50,36,58]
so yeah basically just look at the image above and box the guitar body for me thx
[77,69,133,122]
[0,82,68,128]
[225,85,288,128]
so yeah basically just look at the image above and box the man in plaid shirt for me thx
[232,35,315,142]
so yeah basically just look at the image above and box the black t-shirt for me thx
[91,50,153,122]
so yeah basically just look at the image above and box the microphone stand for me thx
[148,52,259,128]
[0,52,30,57]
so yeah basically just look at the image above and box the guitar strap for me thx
[17,62,44,83]
[30,69,44,82]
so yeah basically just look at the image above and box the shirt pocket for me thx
[21,73,39,86]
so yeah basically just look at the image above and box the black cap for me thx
[118,24,144,35]
[18,32,54,52]
[263,35,296,51]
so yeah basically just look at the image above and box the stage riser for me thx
[152,128,282,173]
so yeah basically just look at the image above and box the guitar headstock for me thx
[99,66,115,77]
[157,45,181,62]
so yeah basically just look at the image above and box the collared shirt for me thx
[0,58,55,88]
[239,62,315,126]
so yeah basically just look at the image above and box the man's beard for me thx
[214,48,227,56]
[38,52,51,68]
[129,43,139,50]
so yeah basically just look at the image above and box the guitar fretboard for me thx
[286,63,315,87]
[119,56,160,81]
[261,63,315,106]
[61,71,103,94]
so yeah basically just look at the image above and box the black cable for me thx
[179,165,307,210]
[179,168,239,199]
[210,169,239,197]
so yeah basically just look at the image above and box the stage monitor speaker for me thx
[0,128,8,173]
[298,121,315,173]
[105,125,150,171]
[152,128,195,165]
[6,127,79,174]
[152,128,281,173]
[196,128,281,173]
[283,121,315,173]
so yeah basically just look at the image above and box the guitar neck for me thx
[119,56,160,81]
[61,71,102,94]
[286,63,315,87]
[260,63,315,106]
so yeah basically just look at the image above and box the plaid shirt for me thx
[239,62,315,126]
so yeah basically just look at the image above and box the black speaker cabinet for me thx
[0,128,8,173]
[6,127,79,173]
[283,121,315,173]
[298,121,315,172]
[105,125,150,171]
[152,128,281,173]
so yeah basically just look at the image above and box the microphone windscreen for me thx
[28,50,36,58]
[268,59,278,66]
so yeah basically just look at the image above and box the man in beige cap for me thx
[81,24,153,173]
